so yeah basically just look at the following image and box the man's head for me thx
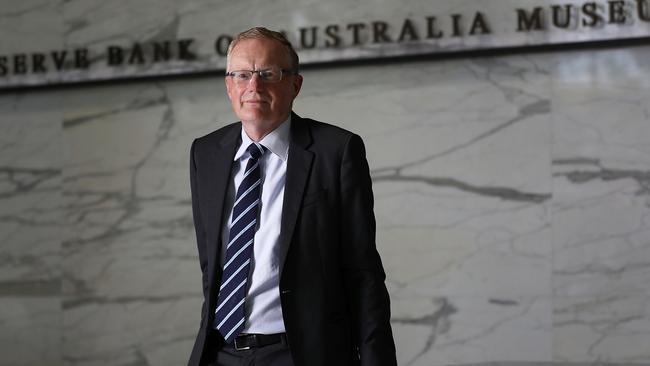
[225,27,303,138]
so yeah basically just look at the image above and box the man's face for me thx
[225,38,302,128]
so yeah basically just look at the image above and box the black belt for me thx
[231,333,287,351]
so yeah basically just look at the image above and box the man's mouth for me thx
[244,99,268,105]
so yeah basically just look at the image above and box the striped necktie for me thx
[214,142,265,343]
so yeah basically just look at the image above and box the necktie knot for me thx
[247,143,265,160]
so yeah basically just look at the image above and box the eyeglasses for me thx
[225,67,297,84]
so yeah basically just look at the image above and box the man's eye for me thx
[259,70,277,79]
[234,72,250,80]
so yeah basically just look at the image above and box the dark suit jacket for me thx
[188,112,396,366]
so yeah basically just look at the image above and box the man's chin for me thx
[238,111,271,124]
[240,105,269,115]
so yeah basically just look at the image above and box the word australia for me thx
[271,0,650,50]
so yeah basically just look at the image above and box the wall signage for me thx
[1,0,649,89]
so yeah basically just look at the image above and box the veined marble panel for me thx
[392,296,551,366]
[0,0,64,51]
[552,46,650,363]
[0,298,62,366]
[0,91,64,365]
[59,79,228,366]
[554,295,650,363]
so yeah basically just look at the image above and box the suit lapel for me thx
[206,124,240,295]
[278,113,314,272]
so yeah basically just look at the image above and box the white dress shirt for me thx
[219,116,290,334]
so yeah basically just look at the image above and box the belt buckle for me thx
[233,334,252,351]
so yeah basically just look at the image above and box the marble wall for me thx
[2,6,650,366]
[1,91,64,366]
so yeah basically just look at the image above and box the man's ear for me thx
[292,74,303,97]
[225,77,232,95]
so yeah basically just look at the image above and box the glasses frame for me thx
[225,68,298,84]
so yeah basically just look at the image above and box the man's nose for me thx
[247,73,263,89]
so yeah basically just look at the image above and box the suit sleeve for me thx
[190,139,209,325]
[340,134,397,366]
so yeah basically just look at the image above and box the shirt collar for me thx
[234,115,291,162]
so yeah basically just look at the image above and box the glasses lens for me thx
[231,71,252,83]
[259,69,282,82]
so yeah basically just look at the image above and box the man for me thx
[188,27,396,366]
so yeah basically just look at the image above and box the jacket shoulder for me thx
[192,122,240,150]
[299,117,358,146]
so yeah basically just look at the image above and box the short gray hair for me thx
[227,27,300,72]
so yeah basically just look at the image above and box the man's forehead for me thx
[229,38,291,67]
